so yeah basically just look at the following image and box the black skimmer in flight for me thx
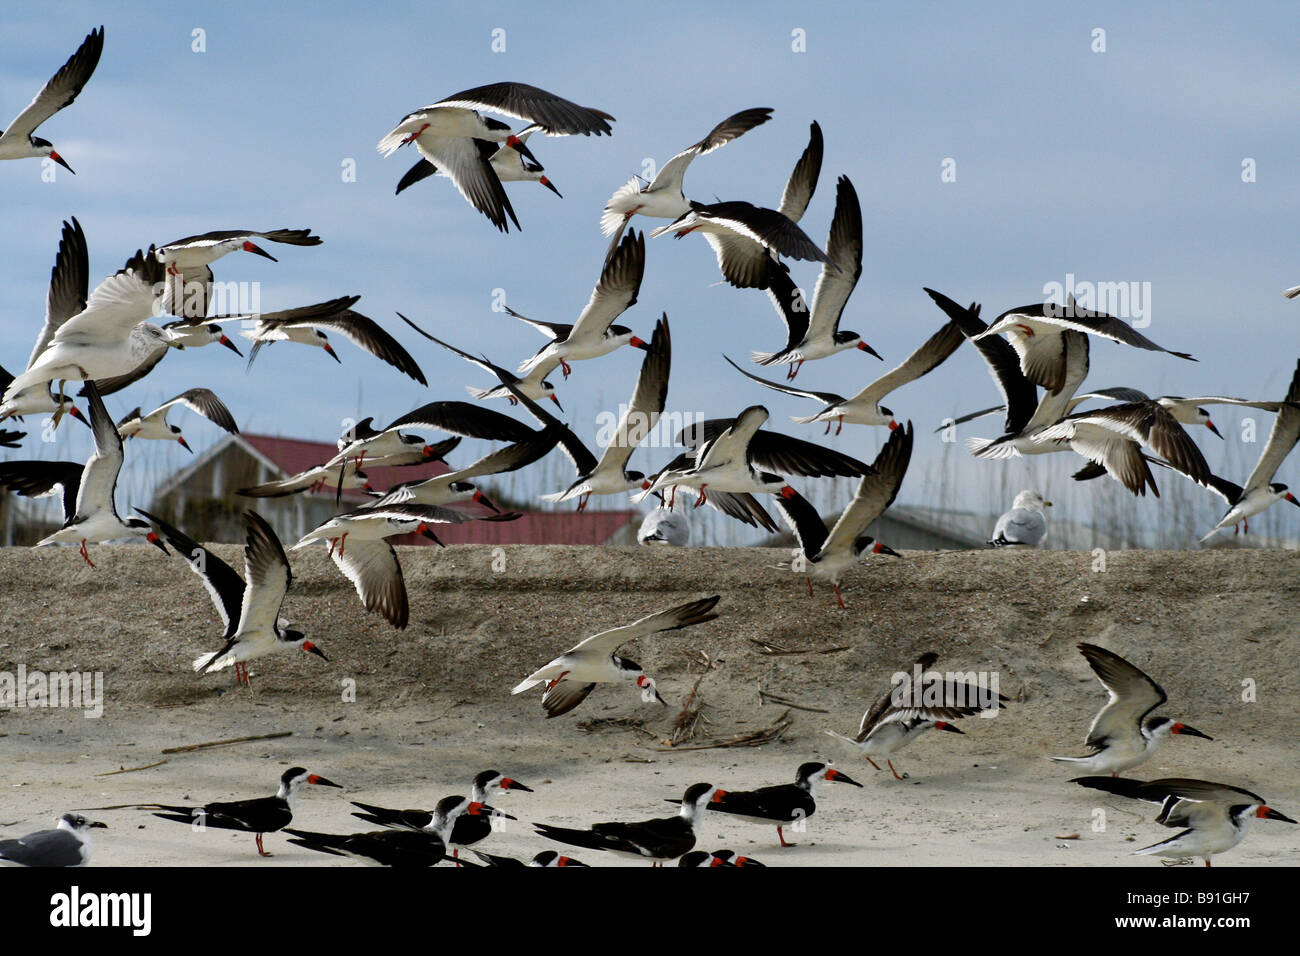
[753,176,881,378]
[286,796,503,867]
[535,782,723,865]
[471,849,588,868]
[144,767,340,857]
[398,316,563,409]
[236,461,374,499]
[826,652,1007,779]
[989,490,1051,547]
[639,405,874,507]
[723,288,968,433]
[974,295,1195,393]
[379,82,614,232]
[1,248,182,417]
[153,228,321,320]
[637,505,689,546]
[704,762,861,847]
[396,123,564,200]
[0,218,89,427]
[289,502,520,629]
[509,230,648,381]
[1050,643,1211,776]
[114,388,238,451]
[0,813,105,867]
[0,382,167,567]
[143,509,328,685]
[772,422,912,608]
[1200,358,1300,540]
[512,596,721,717]
[601,107,775,258]
[0,26,103,172]
[1071,777,1295,866]
[351,770,532,860]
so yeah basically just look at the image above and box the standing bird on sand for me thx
[0,26,103,172]
[1049,643,1212,776]
[989,490,1051,547]
[512,596,721,717]
[702,761,862,848]
[0,814,105,867]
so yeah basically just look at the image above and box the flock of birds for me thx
[0,26,1296,868]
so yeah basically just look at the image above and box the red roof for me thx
[238,433,635,544]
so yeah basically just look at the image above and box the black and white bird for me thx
[989,490,1051,547]
[115,388,238,451]
[379,82,614,232]
[637,506,689,546]
[152,228,322,320]
[725,288,968,432]
[1072,777,1295,866]
[0,382,167,567]
[752,176,881,378]
[0,813,105,867]
[144,767,341,857]
[403,320,563,409]
[0,217,90,426]
[600,107,775,257]
[1050,643,1211,776]
[236,461,374,499]
[471,849,588,868]
[974,295,1195,392]
[0,26,103,172]
[512,596,721,717]
[774,422,912,608]
[509,230,648,380]
[290,502,520,629]
[1200,358,1300,541]
[137,509,328,685]
[678,849,766,867]
[704,762,862,847]
[240,303,428,385]
[826,652,1007,780]
[396,124,564,200]
[534,783,723,865]
[286,796,500,867]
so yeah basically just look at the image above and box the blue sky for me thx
[3,2,1299,543]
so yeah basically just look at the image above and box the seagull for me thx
[989,490,1051,547]
[379,82,615,231]
[155,509,329,685]
[153,228,322,320]
[396,124,563,199]
[0,217,89,426]
[289,502,520,629]
[1200,358,1300,540]
[724,288,968,433]
[1071,777,1295,866]
[1050,643,1211,776]
[773,422,912,608]
[399,318,563,409]
[115,388,238,451]
[600,107,775,258]
[1,248,183,417]
[825,652,1007,779]
[0,26,103,172]
[534,783,723,865]
[752,176,881,378]
[638,506,689,546]
[512,596,721,717]
[974,295,1195,392]
[286,796,503,867]
[703,762,862,847]
[0,813,105,867]
[509,230,648,380]
[0,382,167,567]
[143,767,341,857]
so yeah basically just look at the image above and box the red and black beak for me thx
[1285,492,1300,508]
[323,343,341,364]
[873,541,900,557]
[306,774,343,788]
[146,531,169,556]
[935,720,965,735]
[549,394,564,412]
[1205,419,1223,439]
[1171,722,1212,741]
[857,340,883,360]
[67,405,88,426]
[1259,806,1297,823]
[302,641,328,662]
[539,175,562,198]
[500,777,533,793]
[505,134,540,166]
[416,522,444,547]
[628,335,649,351]
[472,489,501,513]
[242,240,278,262]
[824,767,864,788]
[49,150,74,174]
[177,435,193,454]
[218,334,243,357]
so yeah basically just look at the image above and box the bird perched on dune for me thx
[989,491,1051,547]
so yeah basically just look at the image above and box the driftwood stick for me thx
[160,731,292,755]
[95,759,169,777]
